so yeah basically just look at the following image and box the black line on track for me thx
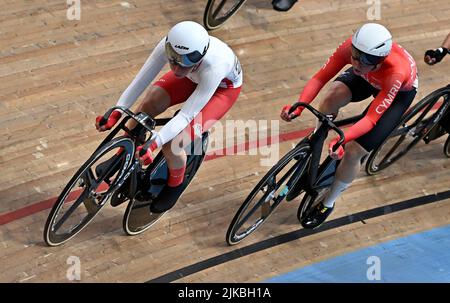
[146,189,450,283]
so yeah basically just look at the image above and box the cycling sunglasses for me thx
[351,45,385,66]
[165,41,207,67]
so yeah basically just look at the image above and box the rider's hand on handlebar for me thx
[280,104,304,122]
[95,110,122,132]
[328,137,345,160]
[136,141,158,166]
[424,48,448,65]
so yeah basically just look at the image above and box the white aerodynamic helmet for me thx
[351,23,393,65]
[165,21,210,67]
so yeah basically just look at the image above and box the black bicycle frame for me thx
[94,106,171,153]
[92,106,172,200]
[430,89,450,124]
[288,102,364,193]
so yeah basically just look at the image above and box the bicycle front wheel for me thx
[226,144,311,245]
[365,92,446,175]
[203,0,247,30]
[44,137,135,246]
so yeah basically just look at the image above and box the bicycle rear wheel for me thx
[122,152,168,236]
[365,92,446,175]
[203,0,247,30]
[122,133,209,235]
[226,144,310,245]
[44,137,134,246]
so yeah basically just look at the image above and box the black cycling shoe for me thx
[272,0,298,12]
[150,183,186,214]
[301,202,334,229]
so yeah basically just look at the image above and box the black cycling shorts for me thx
[334,67,417,152]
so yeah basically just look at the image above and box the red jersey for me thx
[298,37,418,143]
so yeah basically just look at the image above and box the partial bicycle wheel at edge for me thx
[226,144,311,245]
[365,90,448,175]
[44,137,135,246]
[444,135,450,158]
[203,0,247,30]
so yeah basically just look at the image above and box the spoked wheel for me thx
[444,135,450,158]
[44,137,134,246]
[297,186,330,224]
[123,133,209,236]
[226,144,311,245]
[203,0,247,30]
[365,94,446,175]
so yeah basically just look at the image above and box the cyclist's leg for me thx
[151,86,241,213]
[315,67,376,130]
[355,89,417,151]
[322,141,368,206]
[127,70,196,168]
[302,69,380,228]
[126,86,170,130]
[317,82,352,115]
[162,86,242,181]
[324,88,417,207]
[126,71,195,131]
[126,72,196,203]
[150,71,198,188]
[320,67,378,194]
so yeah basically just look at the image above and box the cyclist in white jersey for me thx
[95,21,243,213]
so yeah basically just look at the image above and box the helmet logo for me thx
[174,45,189,50]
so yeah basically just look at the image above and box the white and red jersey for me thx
[186,36,243,89]
[116,36,243,148]
[117,36,242,109]
[298,36,418,143]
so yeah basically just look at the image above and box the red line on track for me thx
[1,98,444,225]
[0,184,109,225]
[0,128,313,225]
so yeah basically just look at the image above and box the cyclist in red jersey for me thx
[424,32,450,65]
[281,23,418,228]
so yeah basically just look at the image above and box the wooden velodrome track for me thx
[1,0,450,282]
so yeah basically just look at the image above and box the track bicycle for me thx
[44,107,209,246]
[225,102,368,245]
